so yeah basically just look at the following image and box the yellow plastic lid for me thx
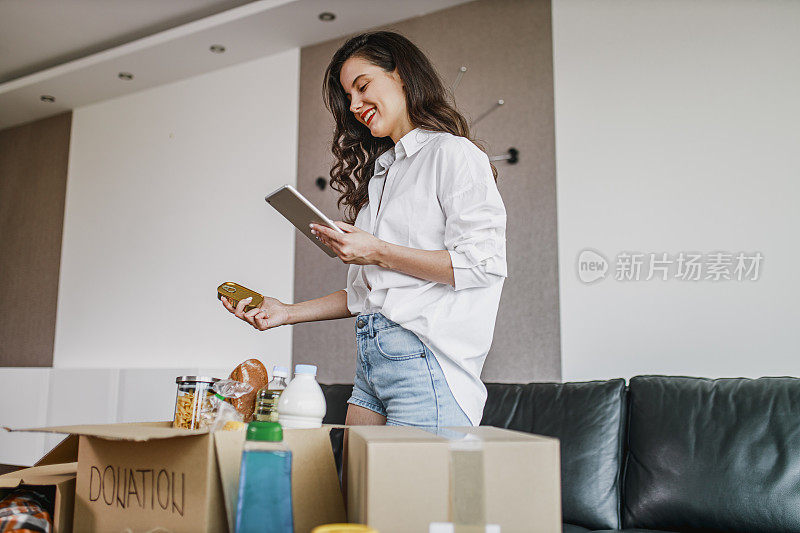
[311,525,377,533]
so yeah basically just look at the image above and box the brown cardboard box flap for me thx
[283,427,347,531]
[0,473,75,489]
[348,425,558,445]
[453,426,558,443]
[214,426,346,533]
[212,428,246,531]
[7,421,200,442]
[0,462,77,488]
[36,435,80,466]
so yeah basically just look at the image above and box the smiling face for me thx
[339,56,414,143]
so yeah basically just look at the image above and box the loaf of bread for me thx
[228,359,268,422]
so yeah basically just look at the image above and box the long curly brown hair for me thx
[322,30,498,225]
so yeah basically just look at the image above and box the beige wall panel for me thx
[293,0,560,384]
[0,112,71,366]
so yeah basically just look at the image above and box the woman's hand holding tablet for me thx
[265,184,345,257]
[310,220,387,266]
[266,184,388,265]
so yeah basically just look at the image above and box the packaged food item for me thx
[173,376,219,429]
[209,379,254,432]
[277,364,326,429]
[0,488,53,532]
[228,359,269,422]
[236,421,293,533]
[222,420,247,431]
[217,281,264,312]
[254,365,289,422]
[209,400,242,432]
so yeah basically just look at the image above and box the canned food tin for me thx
[173,375,220,429]
[311,525,377,533]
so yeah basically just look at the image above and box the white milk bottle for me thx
[277,364,326,429]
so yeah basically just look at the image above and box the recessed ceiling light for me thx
[40,95,55,103]
[118,72,134,80]
[318,12,335,21]
[210,44,226,53]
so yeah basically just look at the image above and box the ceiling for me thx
[0,0,470,130]
[0,0,259,83]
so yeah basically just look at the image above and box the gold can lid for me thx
[311,525,377,533]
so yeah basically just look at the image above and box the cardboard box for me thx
[346,426,561,533]
[9,422,346,533]
[0,462,77,533]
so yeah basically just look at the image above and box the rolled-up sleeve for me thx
[438,139,508,291]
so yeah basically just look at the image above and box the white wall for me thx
[553,0,800,381]
[0,369,50,466]
[1,49,301,466]
[55,48,300,371]
[0,367,229,466]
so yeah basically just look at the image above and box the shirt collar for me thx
[373,127,440,176]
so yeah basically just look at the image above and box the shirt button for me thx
[356,318,367,328]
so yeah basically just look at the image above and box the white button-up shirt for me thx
[344,127,508,425]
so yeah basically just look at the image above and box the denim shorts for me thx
[347,311,472,428]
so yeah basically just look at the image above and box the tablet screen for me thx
[265,184,344,258]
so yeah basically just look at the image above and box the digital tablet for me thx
[265,184,345,258]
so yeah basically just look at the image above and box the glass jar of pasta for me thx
[173,376,220,429]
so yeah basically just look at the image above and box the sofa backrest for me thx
[624,375,800,532]
[320,384,352,425]
[482,380,627,530]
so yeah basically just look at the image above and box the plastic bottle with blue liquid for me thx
[235,421,293,533]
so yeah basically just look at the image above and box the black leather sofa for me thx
[320,375,800,532]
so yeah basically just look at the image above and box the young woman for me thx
[222,31,507,429]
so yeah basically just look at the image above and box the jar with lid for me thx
[173,376,220,429]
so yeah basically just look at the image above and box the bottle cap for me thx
[273,365,289,378]
[295,364,317,376]
[245,421,283,442]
